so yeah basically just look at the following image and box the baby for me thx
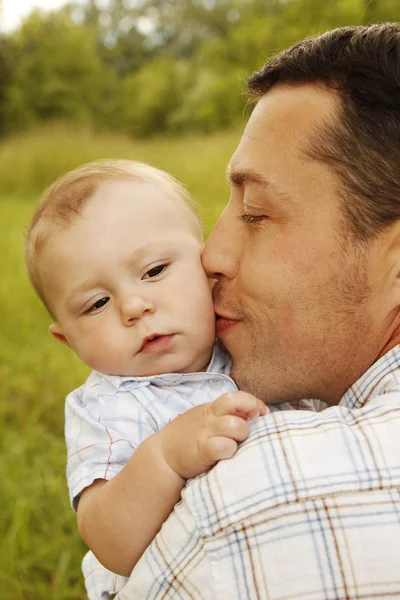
[25,159,267,599]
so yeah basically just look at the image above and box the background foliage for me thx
[0,0,398,138]
[1,1,399,598]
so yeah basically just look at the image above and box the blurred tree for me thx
[3,10,118,132]
[119,56,188,136]
[70,0,282,63]
[75,0,150,75]
[138,0,238,57]
[362,0,400,23]
[0,34,14,135]
[169,67,246,133]
[199,0,365,74]
[0,0,398,138]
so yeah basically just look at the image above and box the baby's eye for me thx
[86,297,110,314]
[143,264,167,280]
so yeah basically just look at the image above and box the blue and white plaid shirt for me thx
[66,343,238,600]
[116,344,400,600]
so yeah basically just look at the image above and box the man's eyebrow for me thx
[227,165,293,206]
[227,168,270,187]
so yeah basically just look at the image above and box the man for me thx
[117,23,400,599]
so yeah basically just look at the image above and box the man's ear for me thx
[389,224,400,281]
[384,223,400,305]
[49,323,71,348]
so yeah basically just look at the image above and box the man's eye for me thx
[143,264,167,279]
[86,297,110,314]
[238,213,268,224]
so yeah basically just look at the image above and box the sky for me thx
[1,0,73,31]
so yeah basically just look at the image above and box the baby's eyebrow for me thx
[126,244,154,265]
[66,279,100,303]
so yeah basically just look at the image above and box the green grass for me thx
[0,124,240,599]
[0,122,243,231]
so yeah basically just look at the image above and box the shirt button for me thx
[210,378,223,389]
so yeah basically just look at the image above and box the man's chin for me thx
[231,363,257,396]
[230,362,276,405]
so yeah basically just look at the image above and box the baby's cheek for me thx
[79,333,117,373]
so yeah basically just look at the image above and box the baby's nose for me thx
[121,296,154,325]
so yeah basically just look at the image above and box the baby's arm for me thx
[76,392,267,577]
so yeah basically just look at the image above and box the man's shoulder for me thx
[121,402,400,600]
[184,399,400,537]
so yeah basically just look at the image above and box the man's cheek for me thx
[271,229,321,277]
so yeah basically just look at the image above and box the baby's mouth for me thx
[140,334,175,354]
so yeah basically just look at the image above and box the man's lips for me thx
[140,334,175,354]
[215,313,240,336]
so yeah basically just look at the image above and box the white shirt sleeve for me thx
[65,375,158,508]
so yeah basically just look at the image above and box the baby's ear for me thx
[49,323,71,348]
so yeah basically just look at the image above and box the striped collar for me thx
[340,344,400,409]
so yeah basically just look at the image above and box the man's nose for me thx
[120,295,155,326]
[202,203,240,281]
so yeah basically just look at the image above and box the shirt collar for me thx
[101,341,231,391]
[339,344,400,409]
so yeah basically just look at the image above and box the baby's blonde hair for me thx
[25,159,201,314]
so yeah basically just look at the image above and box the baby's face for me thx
[44,179,216,376]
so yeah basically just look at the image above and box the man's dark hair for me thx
[246,24,400,241]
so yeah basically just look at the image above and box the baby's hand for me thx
[158,392,268,479]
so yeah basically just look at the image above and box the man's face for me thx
[203,84,392,405]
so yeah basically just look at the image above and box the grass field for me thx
[0,124,241,599]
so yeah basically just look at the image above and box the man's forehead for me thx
[243,84,337,139]
[228,84,339,176]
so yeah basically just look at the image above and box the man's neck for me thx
[377,312,400,360]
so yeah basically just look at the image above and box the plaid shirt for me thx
[116,345,400,600]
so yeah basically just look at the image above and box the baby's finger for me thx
[212,392,268,420]
[213,414,249,442]
[205,436,238,462]
[246,398,269,420]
